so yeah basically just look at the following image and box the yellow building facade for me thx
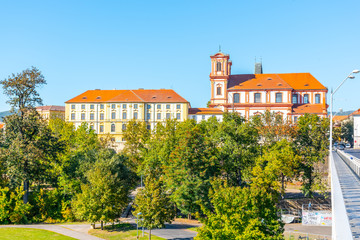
[65,89,189,147]
[36,105,65,121]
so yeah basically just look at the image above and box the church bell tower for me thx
[210,51,232,105]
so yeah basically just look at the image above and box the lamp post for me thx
[137,212,142,239]
[330,70,359,154]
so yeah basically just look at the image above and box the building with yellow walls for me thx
[65,89,189,148]
[36,105,65,121]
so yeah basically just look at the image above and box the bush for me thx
[0,187,32,224]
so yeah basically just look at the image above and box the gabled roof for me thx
[227,73,327,91]
[350,109,360,116]
[36,105,65,111]
[292,104,326,114]
[189,108,223,115]
[66,89,189,103]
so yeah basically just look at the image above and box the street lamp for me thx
[330,70,359,154]
[137,212,142,239]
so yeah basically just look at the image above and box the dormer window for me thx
[216,62,222,71]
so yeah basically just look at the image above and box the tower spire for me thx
[219,45,221,52]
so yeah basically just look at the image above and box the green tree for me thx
[134,170,175,240]
[122,120,150,172]
[259,139,300,197]
[196,179,283,240]
[73,149,137,229]
[295,114,329,197]
[216,112,259,186]
[164,120,220,218]
[0,110,64,203]
[341,119,353,146]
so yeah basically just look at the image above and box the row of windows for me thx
[71,112,182,121]
[229,93,321,104]
[71,104,182,110]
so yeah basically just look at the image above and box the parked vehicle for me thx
[346,143,351,148]
[337,144,345,150]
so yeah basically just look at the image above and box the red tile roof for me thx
[0,123,4,129]
[228,73,327,91]
[189,108,223,115]
[36,105,65,111]
[350,109,360,116]
[292,104,326,114]
[66,89,189,103]
[332,115,348,122]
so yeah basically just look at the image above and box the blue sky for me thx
[0,0,359,112]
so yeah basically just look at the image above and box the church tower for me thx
[210,51,232,105]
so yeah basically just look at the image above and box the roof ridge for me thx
[130,90,145,102]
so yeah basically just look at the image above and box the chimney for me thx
[255,62,263,74]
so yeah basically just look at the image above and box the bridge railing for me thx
[337,150,360,177]
[330,151,353,239]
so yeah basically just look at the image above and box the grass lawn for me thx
[89,223,165,240]
[188,227,199,232]
[0,228,76,240]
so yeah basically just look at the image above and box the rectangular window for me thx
[147,104,151,109]
[81,113,85,120]
[71,113,75,120]
[111,138,115,142]
[147,113,151,120]
[254,93,261,103]
[122,124,126,130]
[157,113,161,120]
[123,104,126,109]
[275,93,283,103]
[166,113,171,119]
[90,125,94,130]
[71,105,75,109]
[100,113,104,120]
[315,94,321,104]
[303,94,309,104]
[157,104,161,109]
[292,94,298,104]
[100,104,104,109]
[176,104,181,109]
[111,124,115,132]
[294,116,298,123]
[81,104,85,109]
[134,104,138,109]
[111,104,116,109]
[147,125,151,130]
[202,115,205,120]
[90,104,94,109]
[100,125,104,133]
[111,112,116,119]
[90,113,94,120]
[166,104,170,109]
[134,112,138,119]
[176,113,181,120]
[123,112,127,119]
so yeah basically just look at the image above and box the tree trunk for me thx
[101,220,104,230]
[149,228,151,240]
[188,214,191,220]
[23,180,29,204]
[91,223,95,229]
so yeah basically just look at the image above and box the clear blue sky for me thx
[0,0,359,113]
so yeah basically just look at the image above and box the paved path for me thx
[125,218,198,240]
[334,151,360,238]
[0,224,103,240]
[284,223,331,237]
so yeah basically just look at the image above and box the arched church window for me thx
[217,86,222,95]
[216,62,222,71]
[234,93,240,103]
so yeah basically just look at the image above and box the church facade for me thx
[208,52,328,121]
